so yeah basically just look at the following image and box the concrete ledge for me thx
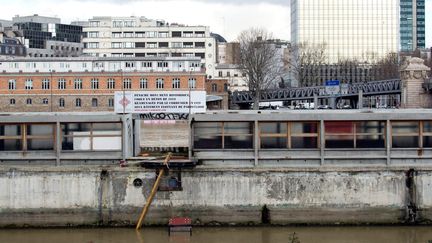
[0,206,408,226]
[268,207,406,225]
[0,209,100,227]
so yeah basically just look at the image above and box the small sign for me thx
[325,80,340,95]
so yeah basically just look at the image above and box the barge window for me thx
[0,124,55,151]
[259,122,287,148]
[325,121,354,148]
[26,124,54,150]
[0,125,22,151]
[224,122,253,149]
[355,121,385,148]
[325,121,385,149]
[194,122,223,149]
[392,121,419,148]
[61,122,122,151]
[259,122,319,149]
[423,121,432,147]
[193,122,253,149]
[291,122,319,149]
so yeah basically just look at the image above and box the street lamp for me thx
[189,67,194,116]
[50,70,53,112]
[119,68,125,114]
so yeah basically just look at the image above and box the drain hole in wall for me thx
[133,178,143,188]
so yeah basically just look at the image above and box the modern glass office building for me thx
[291,0,399,63]
[400,0,426,52]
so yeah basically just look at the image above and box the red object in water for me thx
[169,217,192,226]
[168,217,192,236]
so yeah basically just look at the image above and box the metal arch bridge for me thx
[231,79,402,104]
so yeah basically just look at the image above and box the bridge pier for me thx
[358,90,363,109]
[400,57,432,108]
[329,97,337,109]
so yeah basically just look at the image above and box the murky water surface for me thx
[0,226,431,243]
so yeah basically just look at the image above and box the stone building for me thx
[0,56,205,112]
[205,79,229,110]
[78,16,216,77]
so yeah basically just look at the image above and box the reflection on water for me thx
[0,226,431,243]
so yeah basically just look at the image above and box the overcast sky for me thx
[1,0,431,47]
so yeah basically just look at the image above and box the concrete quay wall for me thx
[0,166,431,227]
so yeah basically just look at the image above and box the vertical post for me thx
[188,67,194,160]
[188,118,193,159]
[254,120,259,167]
[358,89,363,109]
[313,94,318,110]
[121,69,125,114]
[189,67,194,115]
[329,96,336,109]
[320,120,325,165]
[134,119,141,157]
[386,119,391,165]
[56,121,61,166]
[122,115,127,161]
[50,71,53,112]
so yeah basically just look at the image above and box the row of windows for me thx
[86,28,206,38]
[110,42,206,49]
[86,41,207,49]
[6,60,202,70]
[0,122,121,151]
[8,78,197,90]
[193,121,432,149]
[10,98,114,108]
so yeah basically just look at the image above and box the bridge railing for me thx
[232,79,401,104]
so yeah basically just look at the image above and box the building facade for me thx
[0,26,26,57]
[400,0,426,52]
[291,0,399,63]
[205,79,229,110]
[10,15,83,57]
[0,57,205,112]
[80,16,216,77]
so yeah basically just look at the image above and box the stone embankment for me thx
[1,166,432,227]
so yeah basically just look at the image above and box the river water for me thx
[0,226,431,243]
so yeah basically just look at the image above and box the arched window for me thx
[75,98,81,107]
[108,98,114,107]
[10,99,15,105]
[59,98,65,107]
[92,98,98,107]
[211,83,218,92]
[42,98,49,105]
[26,98,32,105]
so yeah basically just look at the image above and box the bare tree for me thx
[287,42,327,87]
[371,52,400,80]
[237,28,283,109]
